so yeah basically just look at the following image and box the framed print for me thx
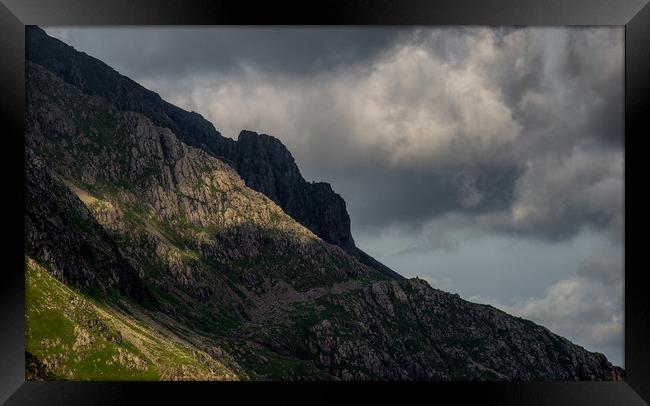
[1,0,649,404]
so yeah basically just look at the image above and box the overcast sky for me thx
[43,26,624,367]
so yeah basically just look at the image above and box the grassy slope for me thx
[25,256,242,381]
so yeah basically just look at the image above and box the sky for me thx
[43,26,625,366]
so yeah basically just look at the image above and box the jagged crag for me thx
[24,26,623,381]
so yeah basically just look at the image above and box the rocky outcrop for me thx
[242,278,623,380]
[234,130,403,279]
[24,151,152,302]
[235,130,354,249]
[25,25,402,280]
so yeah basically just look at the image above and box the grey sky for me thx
[43,26,625,366]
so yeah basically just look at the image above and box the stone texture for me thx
[242,279,623,380]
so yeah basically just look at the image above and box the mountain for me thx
[24,26,623,381]
[25,25,402,281]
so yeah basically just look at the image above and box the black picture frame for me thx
[1,1,648,404]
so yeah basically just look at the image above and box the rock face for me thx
[235,130,354,250]
[25,150,151,302]
[24,27,624,381]
[233,130,403,279]
[25,25,401,280]
[243,279,622,380]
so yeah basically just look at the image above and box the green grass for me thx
[227,342,330,380]
[26,257,159,380]
[25,257,241,381]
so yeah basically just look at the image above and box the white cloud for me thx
[337,40,521,168]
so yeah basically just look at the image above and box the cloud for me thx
[331,39,522,168]
[577,255,625,286]
[44,26,406,79]
[506,143,624,240]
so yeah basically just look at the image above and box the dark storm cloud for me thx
[496,28,624,147]
[45,26,406,79]
[330,164,523,232]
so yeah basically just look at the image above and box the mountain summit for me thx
[24,26,622,381]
